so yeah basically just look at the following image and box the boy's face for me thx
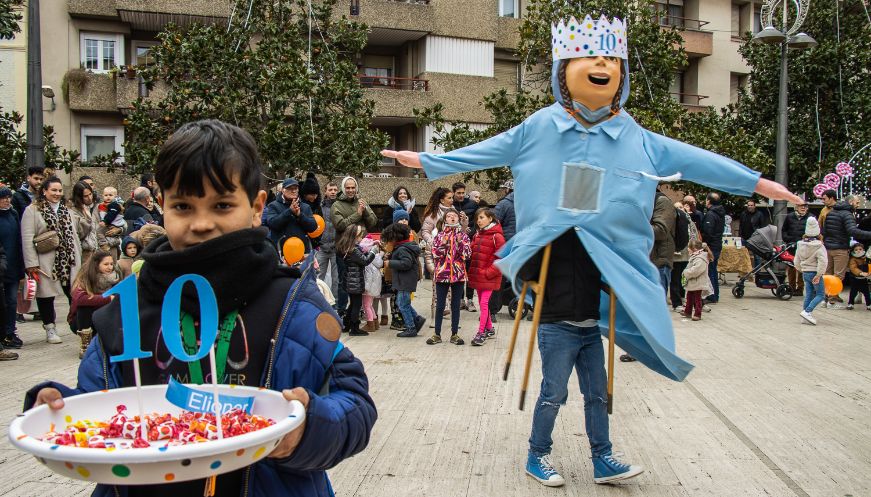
[565,56,621,111]
[125,243,138,257]
[102,189,116,203]
[159,175,267,251]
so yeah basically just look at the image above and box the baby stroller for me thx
[731,225,795,300]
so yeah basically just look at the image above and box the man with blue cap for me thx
[383,13,800,488]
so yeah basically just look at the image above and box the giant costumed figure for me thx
[383,14,800,488]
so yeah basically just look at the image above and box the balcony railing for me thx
[671,92,709,106]
[357,75,430,91]
[658,15,710,31]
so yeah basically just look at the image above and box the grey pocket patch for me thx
[559,162,604,213]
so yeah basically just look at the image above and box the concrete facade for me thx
[1,0,759,188]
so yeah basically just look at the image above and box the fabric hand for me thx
[381,150,422,169]
[754,178,802,205]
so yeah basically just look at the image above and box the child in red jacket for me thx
[468,208,506,346]
[67,249,122,358]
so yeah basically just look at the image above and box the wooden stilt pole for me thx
[519,244,552,411]
[607,289,617,415]
[503,282,529,381]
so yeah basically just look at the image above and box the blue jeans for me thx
[529,323,611,458]
[395,291,418,330]
[657,265,671,296]
[802,272,826,312]
[707,245,721,302]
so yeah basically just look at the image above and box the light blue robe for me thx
[420,102,761,381]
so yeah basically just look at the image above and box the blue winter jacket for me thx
[0,207,24,283]
[262,196,318,252]
[23,263,377,497]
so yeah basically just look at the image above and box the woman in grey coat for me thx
[68,182,98,266]
[21,177,81,344]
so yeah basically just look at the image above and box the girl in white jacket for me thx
[792,218,828,325]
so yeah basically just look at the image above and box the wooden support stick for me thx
[503,282,529,381]
[519,244,552,411]
[607,289,617,415]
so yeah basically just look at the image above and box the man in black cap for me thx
[262,178,318,253]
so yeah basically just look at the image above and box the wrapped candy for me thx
[41,404,276,449]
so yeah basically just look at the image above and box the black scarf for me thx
[138,227,280,317]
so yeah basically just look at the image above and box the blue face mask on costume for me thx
[571,100,613,124]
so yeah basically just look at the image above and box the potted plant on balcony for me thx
[122,65,137,79]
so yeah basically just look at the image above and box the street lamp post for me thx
[752,0,816,244]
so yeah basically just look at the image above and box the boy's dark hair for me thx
[452,182,465,192]
[382,223,410,243]
[27,165,45,177]
[77,175,93,182]
[155,119,263,203]
[822,189,837,200]
[140,173,155,186]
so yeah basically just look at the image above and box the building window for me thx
[731,2,760,38]
[81,125,124,161]
[81,32,123,72]
[730,73,749,103]
[669,72,683,102]
[655,0,685,28]
[499,0,518,18]
[133,41,158,67]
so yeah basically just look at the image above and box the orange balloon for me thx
[282,237,305,265]
[308,214,325,238]
[822,274,843,297]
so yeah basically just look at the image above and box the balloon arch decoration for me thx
[813,142,871,199]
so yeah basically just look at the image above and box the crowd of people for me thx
[271,174,513,346]
[0,167,165,361]
[4,163,867,363]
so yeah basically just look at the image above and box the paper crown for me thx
[552,15,628,61]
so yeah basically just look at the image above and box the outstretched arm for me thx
[642,130,801,204]
[381,122,526,180]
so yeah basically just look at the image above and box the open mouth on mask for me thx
[588,73,611,86]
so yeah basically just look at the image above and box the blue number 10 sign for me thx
[104,274,220,364]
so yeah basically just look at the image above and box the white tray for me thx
[8,384,304,485]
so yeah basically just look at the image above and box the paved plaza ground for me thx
[0,280,868,497]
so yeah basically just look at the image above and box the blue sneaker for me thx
[593,453,644,483]
[525,453,565,487]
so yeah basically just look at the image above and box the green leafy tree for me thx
[124,0,388,180]
[0,0,81,186]
[735,0,871,194]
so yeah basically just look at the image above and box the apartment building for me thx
[0,0,763,183]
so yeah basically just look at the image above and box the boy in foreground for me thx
[25,120,377,497]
